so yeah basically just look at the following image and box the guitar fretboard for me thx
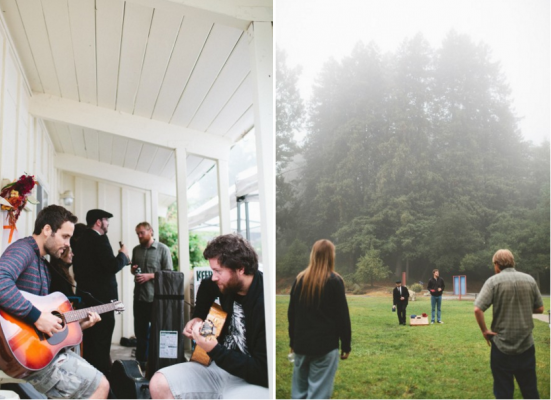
[64,302,122,323]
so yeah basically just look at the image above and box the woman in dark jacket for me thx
[288,239,352,399]
[48,246,76,298]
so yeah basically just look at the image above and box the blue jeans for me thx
[491,344,539,399]
[431,295,442,322]
[292,348,340,399]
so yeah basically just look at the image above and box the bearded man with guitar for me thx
[149,234,269,399]
[0,205,110,398]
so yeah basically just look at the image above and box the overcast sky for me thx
[276,0,550,145]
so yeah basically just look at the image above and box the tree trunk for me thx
[406,259,410,284]
[395,258,402,278]
[421,264,431,286]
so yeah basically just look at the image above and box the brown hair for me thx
[136,222,153,234]
[296,239,341,306]
[492,249,515,270]
[33,205,77,235]
[48,247,75,286]
[203,234,258,275]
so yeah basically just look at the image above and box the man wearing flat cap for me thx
[73,209,130,375]
[392,280,409,326]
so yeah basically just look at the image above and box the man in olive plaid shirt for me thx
[474,249,544,399]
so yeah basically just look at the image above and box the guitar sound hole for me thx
[47,312,68,345]
[52,311,66,329]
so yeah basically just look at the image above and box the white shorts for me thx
[158,361,269,399]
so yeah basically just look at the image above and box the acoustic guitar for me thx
[0,291,124,378]
[190,303,227,366]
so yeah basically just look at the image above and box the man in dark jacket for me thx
[427,269,445,324]
[73,209,130,375]
[149,234,268,399]
[393,280,410,325]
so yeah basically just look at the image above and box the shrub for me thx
[409,283,423,293]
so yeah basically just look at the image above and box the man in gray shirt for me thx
[131,222,173,368]
[474,249,544,399]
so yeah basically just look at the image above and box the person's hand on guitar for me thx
[35,312,63,337]
[183,317,202,339]
[79,311,101,330]
[191,322,217,353]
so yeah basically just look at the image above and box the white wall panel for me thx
[111,136,128,167]
[170,24,242,127]
[16,0,60,96]
[2,97,16,179]
[42,0,79,100]
[189,32,249,131]
[151,18,212,122]
[133,8,183,118]
[56,123,75,155]
[16,104,27,175]
[68,125,86,158]
[0,22,56,242]
[5,49,17,102]
[83,128,99,161]
[45,120,63,152]
[98,131,113,164]
[0,0,43,91]
[67,0,96,104]
[96,0,124,109]
[116,2,153,114]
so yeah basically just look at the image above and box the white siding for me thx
[0,18,54,246]
[60,171,151,340]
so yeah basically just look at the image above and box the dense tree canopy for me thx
[276,32,550,290]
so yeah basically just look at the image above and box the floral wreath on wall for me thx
[0,174,38,228]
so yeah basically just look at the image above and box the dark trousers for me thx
[134,300,153,363]
[396,302,407,324]
[491,344,539,399]
[82,310,115,376]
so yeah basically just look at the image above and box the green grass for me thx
[276,295,550,399]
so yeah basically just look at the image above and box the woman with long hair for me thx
[288,239,352,399]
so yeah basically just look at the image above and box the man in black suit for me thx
[393,280,409,325]
[73,209,130,375]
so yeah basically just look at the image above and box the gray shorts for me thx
[158,361,269,399]
[26,350,102,399]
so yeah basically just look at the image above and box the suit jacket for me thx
[393,285,410,306]
[73,228,129,304]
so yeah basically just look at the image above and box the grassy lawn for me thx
[276,295,550,399]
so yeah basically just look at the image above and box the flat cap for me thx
[86,209,113,226]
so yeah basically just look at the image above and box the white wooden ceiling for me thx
[0,0,269,189]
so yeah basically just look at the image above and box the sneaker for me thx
[438,320,444,324]
[430,321,434,324]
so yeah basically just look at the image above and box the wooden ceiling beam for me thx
[29,93,232,161]
[55,153,176,197]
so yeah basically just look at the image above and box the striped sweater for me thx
[0,236,50,323]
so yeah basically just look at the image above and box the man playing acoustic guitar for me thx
[149,234,269,399]
[0,205,109,398]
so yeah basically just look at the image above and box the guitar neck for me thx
[63,303,120,324]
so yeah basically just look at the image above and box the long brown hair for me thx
[296,239,340,306]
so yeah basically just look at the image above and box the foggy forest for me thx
[276,31,550,293]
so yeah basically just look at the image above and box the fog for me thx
[276,0,550,145]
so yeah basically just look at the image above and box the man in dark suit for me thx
[73,209,130,375]
[393,280,410,325]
